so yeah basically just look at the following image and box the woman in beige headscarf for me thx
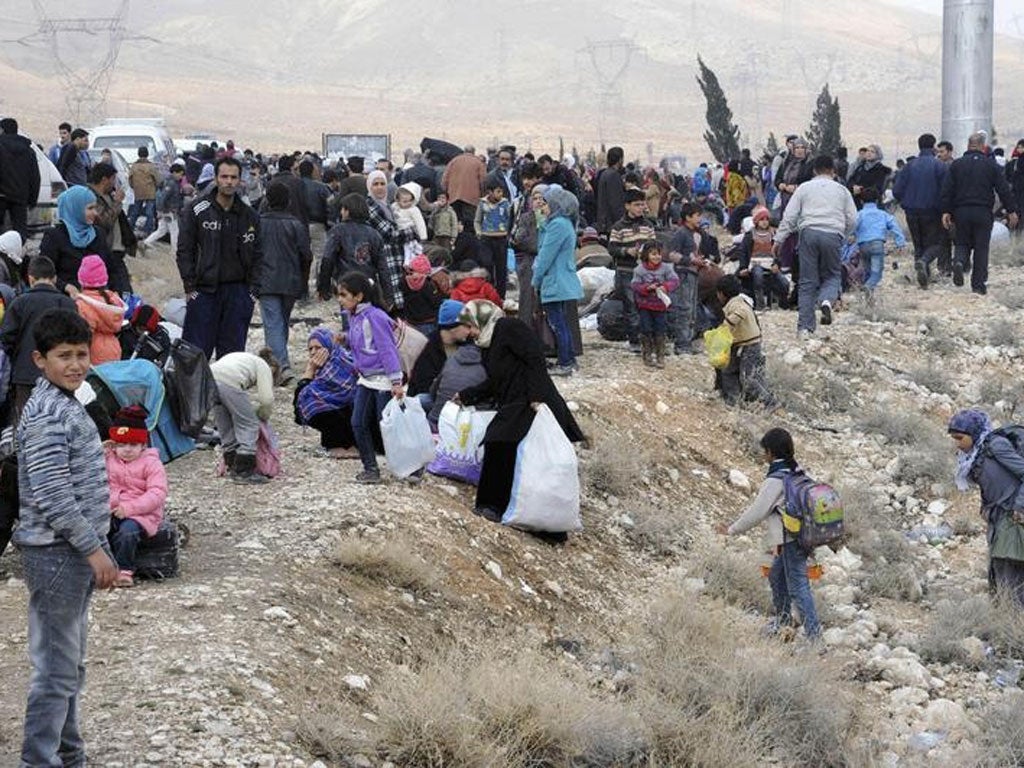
[453,299,584,531]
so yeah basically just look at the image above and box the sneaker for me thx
[627,341,641,355]
[819,301,832,326]
[798,329,813,341]
[915,261,928,289]
[278,368,295,386]
[972,286,987,296]
[232,471,270,485]
[952,262,964,287]
[549,364,574,377]
[354,469,381,484]
[404,469,424,485]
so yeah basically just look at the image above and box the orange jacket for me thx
[75,289,125,365]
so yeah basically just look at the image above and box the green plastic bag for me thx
[703,324,733,369]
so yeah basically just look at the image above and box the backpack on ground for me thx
[134,519,182,580]
[776,468,845,553]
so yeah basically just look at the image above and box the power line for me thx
[580,38,645,145]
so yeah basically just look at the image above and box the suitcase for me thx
[134,519,182,580]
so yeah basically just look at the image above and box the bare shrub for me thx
[355,649,650,767]
[850,298,900,325]
[896,438,954,487]
[917,595,1024,667]
[697,547,773,613]
[819,376,853,412]
[841,484,889,552]
[583,438,644,498]
[858,408,930,445]
[995,288,1024,311]
[765,357,813,416]
[910,359,955,396]
[297,709,358,762]
[628,502,693,557]
[331,537,440,593]
[972,696,1024,766]
[988,320,1019,348]
[634,596,859,766]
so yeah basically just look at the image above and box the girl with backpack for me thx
[948,409,1024,605]
[715,427,821,641]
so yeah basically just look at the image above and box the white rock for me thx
[543,580,564,599]
[343,674,370,690]
[782,348,804,366]
[484,560,503,580]
[655,400,670,415]
[566,400,579,412]
[927,500,949,516]
[922,699,979,742]
[667,468,680,483]
[728,469,751,491]
[262,606,293,622]
[874,656,933,689]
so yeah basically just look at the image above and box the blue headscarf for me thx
[543,186,579,227]
[949,408,993,491]
[56,186,97,248]
[297,327,357,423]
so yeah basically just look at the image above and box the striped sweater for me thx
[13,378,110,553]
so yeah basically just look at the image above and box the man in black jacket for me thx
[176,157,263,359]
[596,146,625,237]
[57,128,90,187]
[940,132,1019,295]
[0,118,41,242]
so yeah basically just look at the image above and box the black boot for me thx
[231,453,269,484]
[223,449,237,473]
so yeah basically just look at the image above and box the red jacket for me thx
[450,273,501,305]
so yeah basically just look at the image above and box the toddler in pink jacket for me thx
[105,405,168,587]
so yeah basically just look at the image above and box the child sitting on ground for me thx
[429,190,459,251]
[209,348,278,484]
[401,254,444,337]
[450,259,502,305]
[391,182,428,264]
[854,186,907,297]
[105,404,168,588]
[738,208,790,310]
[73,255,125,366]
[630,241,678,369]
[716,427,821,642]
[715,274,777,409]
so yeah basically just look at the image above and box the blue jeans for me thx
[128,198,156,235]
[259,294,296,371]
[108,517,144,572]
[543,301,575,367]
[796,228,843,332]
[351,385,390,472]
[669,270,698,351]
[768,540,821,638]
[19,543,98,767]
[637,308,668,336]
[860,240,885,289]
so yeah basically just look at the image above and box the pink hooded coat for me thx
[105,447,168,537]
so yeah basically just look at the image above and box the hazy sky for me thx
[881,0,1023,38]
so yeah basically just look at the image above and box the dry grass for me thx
[697,547,773,613]
[331,537,441,593]
[840,484,889,553]
[972,696,1024,767]
[909,359,955,397]
[917,594,1024,667]
[988,320,1019,348]
[995,288,1024,311]
[329,649,650,767]
[858,408,931,446]
[765,357,814,416]
[896,438,954,487]
[628,501,693,557]
[582,436,646,499]
[633,596,860,767]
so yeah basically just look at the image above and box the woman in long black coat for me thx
[455,299,584,523]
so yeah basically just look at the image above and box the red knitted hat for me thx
[109,404,150,445]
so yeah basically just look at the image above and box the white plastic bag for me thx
[502,404,582,532]
[380,396,435,477]
[426,403,496,485]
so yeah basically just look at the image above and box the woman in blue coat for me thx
[532,186,583,376]
[949,409,1024,605]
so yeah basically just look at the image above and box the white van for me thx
[89,118,177,170]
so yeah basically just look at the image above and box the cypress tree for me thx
[696,55,741,163]
[807,83,842,156]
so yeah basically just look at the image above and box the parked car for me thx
[89,118,176,171]
[87,147,134,208]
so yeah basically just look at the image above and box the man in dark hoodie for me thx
[0,118,41,243]
[893,133,948,288]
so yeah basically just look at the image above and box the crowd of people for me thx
[3,110,1024,765]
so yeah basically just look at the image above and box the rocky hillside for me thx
[1,237,1024,765]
